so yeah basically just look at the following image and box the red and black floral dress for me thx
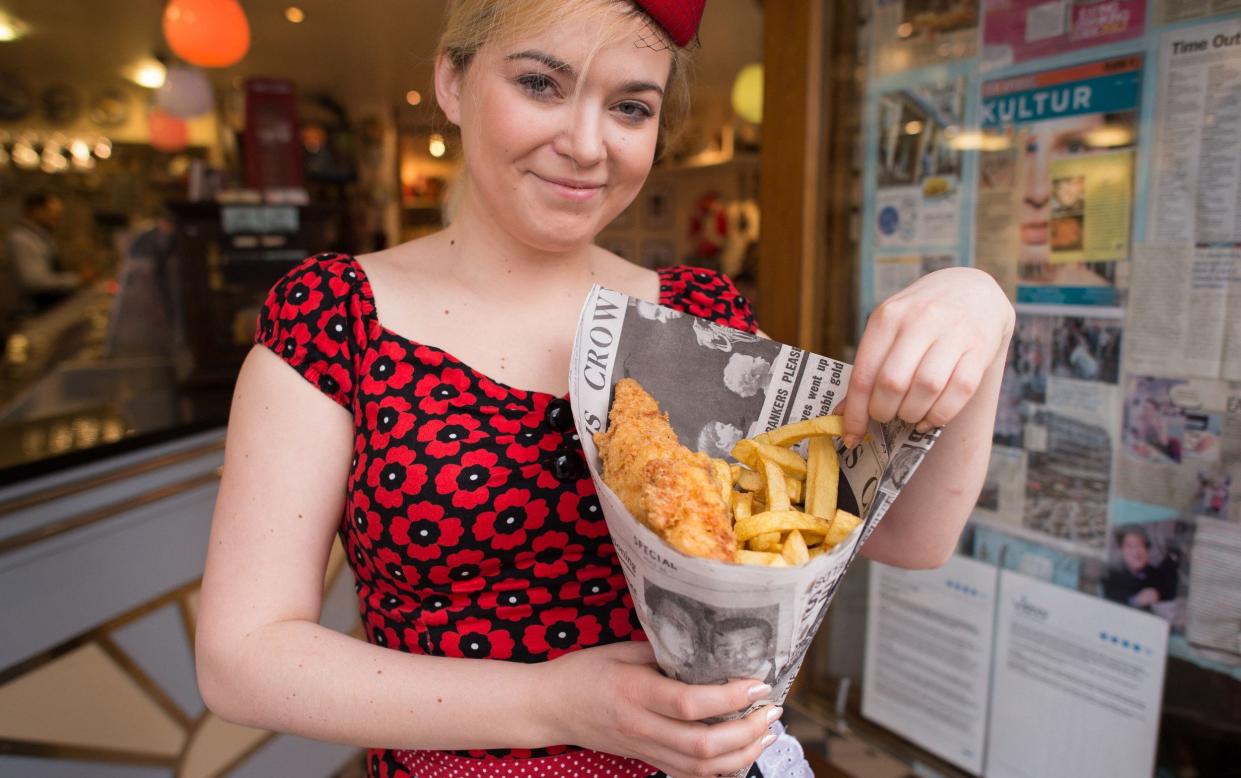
[256,253,759,778]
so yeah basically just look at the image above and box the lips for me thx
[534,173,604,203]
[1020,221,1048,246]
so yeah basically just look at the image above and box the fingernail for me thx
[760,733,776,748]
[844,434,859,449]
[747,683,772,701]
[766,706,783,723]
[915,421,930,434]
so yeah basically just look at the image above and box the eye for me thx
[614,100,655,123]
[517,73,558,98]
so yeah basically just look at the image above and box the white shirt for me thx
[5,219,79,294]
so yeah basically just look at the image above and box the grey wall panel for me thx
[112,603,204,719]
[0,756,172,778]
[0,484,217,670]
[320,561,361,635]
[226,733,360,778]
[0,448,224,544]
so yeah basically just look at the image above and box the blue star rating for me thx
[1098,630,1154,655]
[946,579,981,597]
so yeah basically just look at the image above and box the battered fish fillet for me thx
[594,378,736,562]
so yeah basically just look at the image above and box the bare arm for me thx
[197,345,775,775]
[856,350,1005,568]
[838,267,1014,569]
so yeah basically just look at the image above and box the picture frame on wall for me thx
[642,189,673,230]
[640,238,676,268]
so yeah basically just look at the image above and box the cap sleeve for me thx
[255,253,368,409]
[659,266,759,334]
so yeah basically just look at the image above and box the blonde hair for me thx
[437,0,693,149]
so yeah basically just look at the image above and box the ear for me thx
[435,51,464,127]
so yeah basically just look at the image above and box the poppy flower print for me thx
[439,618,516,660]
[390,502,462,563]
[420,590,471,627]
[434,449,510,510]
[254,255,757,776]
[417,413,485,458]
[515,531,584,579]
[522,606,603,659]
[415,367,477,415]
[367,396,416,449]
[474,488,548,551]
[479,579,553,622]
[313,303,351,359]
[366,446,428,509]
[428,549,502,594]
[361,340,416,395]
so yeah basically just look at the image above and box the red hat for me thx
[633,0,706,47]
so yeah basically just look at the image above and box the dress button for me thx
[545,397,573,431]
[551,449,583,481]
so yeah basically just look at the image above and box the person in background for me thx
[1102,526,1180,611]
[4,191,82,312]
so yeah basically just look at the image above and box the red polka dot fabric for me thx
[256,254,757,777]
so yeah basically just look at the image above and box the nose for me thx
[552,101,606,169]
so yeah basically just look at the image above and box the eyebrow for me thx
[506,49,665,97]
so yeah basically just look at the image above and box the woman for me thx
[196,1,1014,777]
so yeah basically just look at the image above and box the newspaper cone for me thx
[569,286,939,706]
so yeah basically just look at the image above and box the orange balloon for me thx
[163,0,251,68]
[149,109,189,152]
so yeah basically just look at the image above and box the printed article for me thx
[1150,18,1241,245]
[1125,245,1241,382]
[982,0,1145,72]
[874,77,966,249]
[1157,0,1241,24]
[570,287,937,710]
[862,557,996,775]
[985,570,1168,778]
[1101,519,1194,631]
[872,252,956,307]
[1117,375,1241,524]
[976,56,1142,306]
[964,524,1082,589]
[1186,518,1241,667]
[986,305,1123,552]
[871,0,978,75]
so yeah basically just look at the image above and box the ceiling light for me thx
[904,120,923,135]
[94,138,113,159]
[0,14,28,42]
[406,90,422,106]
[285,7,305,23]
[948,131,1010,151]
[1084,126,1132,148]
[429,133,446,158]
[130,58,167,89]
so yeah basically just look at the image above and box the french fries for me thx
[725,414,855,566]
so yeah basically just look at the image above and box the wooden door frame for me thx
[757,0,860,359]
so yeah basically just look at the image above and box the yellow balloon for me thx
[731,63,764,124]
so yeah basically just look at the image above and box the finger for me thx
[655,705,780,765]
[921,347,990,430]
[842,302,901,445]
[895,338,964,426]
[667,725,777,778]
[865,322,937,426]
[644,675,769,722]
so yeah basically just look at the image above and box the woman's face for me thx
[653,605,696,665]
[438,8,673,252]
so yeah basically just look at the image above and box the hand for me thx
[1132,587,1161,608]
[841,267,1014,446]
[539,641,779,777]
